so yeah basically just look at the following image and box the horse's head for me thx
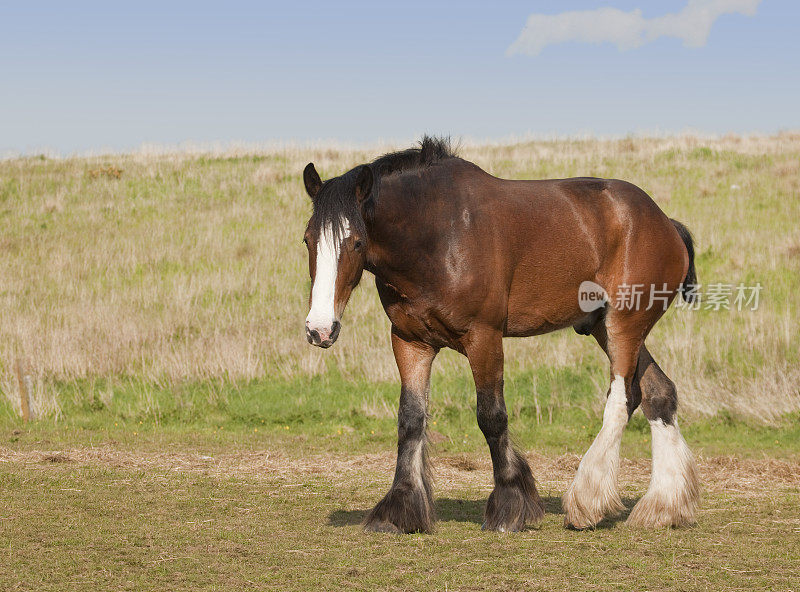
[301,162,373,348]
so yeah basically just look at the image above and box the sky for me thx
[1,0,799,154]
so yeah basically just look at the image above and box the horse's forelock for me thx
[308,136,457,241]
[309,172,366,243]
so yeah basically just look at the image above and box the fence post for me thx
[15,358,33,422]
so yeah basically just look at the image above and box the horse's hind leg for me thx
[464,327,545,532]
[627,346,699,527]
[364,329,437,534]
[563,317,641,529]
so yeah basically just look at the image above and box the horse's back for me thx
[452,166,689,336]
[377,159,688,340]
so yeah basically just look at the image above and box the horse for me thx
[301,137,699,533]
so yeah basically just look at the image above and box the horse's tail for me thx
[670,219,698,302]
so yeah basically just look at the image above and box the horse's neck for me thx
[365,219,426,297]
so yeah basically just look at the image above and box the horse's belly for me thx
[504,282,588,337]
[504,308,583,337]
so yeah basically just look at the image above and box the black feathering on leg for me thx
[477,385,545,532]
[363,478,435,534]
[482,446,545,532]
[364,383,435,534]
[363,433,435,534]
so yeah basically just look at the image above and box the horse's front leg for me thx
[363,328,438,533]
[464,327,545,532]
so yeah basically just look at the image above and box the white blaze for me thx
[306,218,350,331]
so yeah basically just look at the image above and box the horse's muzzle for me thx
[305,320,341,348]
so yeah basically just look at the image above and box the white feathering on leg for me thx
[627,417,699,527]
[563,375,628,528]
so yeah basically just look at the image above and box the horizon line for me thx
[3,128,799,161]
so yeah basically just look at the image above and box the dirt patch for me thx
[442,454,481,472]
[39,452,74,464]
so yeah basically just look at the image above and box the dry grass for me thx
[1,134,799,421]
[2,445,799,494]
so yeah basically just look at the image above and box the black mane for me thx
[309,136,457,241]
[371,135,457,179]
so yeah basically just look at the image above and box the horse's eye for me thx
[302,237,308,246]
[354,239,363,250]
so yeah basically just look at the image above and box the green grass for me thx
[3,373,799,459]
[2,442,798,591]
[2,136,800,590]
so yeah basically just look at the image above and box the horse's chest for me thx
[387,300,446,344]
[378,284,458,347]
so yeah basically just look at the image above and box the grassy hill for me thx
[1,135,798,430]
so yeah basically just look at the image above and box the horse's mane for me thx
[309,136,458,241]
[370,135,457,179]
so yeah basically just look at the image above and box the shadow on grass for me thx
[328,495,633,528]
[328,508,368,527]
[594,497,639,530]
[568,497,639,531]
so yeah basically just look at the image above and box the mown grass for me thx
[2,369,798,591]
[2,444,798,592]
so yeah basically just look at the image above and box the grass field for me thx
[3,444,799,591]
[1,135,799,590]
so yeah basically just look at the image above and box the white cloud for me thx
[507,0,761,57]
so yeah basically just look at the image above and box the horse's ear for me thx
[354,165,373,205]
[303,163,322,199]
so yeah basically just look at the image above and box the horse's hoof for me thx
[561,476,622,530]
[563,516,596,531]
[481,521,517,533]
[626,491,698,529]
[483,476,545,533]
[362,483,436,534]
[363,520,401,534]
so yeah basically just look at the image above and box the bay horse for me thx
[301,137,699,533]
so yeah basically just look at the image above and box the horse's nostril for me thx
[308,329,320,343]
[327,322,341,343]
